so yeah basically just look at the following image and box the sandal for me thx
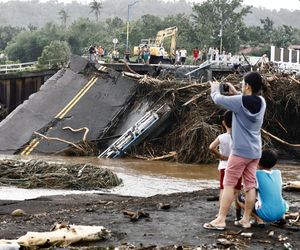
[234,220,251,229]
[203,223,225,231]
[250,220,266,228]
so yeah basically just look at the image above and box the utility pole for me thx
[126,1,139,50]
[219,13,223,53]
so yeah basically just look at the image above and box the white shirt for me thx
[180,49,187,58]
[217,133,232,170]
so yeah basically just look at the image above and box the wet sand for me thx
[0,189,299,249]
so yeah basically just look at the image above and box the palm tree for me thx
[89,0,103,22]
[58,9,69,27]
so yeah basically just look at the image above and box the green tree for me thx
[28,24,38,32]
[0,26,24,51]
[5,22,65,62]
[89,0,102,22]
[58,9,69,27]
[191,0,251,52]
[66,18,98,55]
[273,25,296,48]
[260,17,274,44]
[5,31,46,62]
[37,40,71,68]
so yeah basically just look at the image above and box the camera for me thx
[220,82,229,93]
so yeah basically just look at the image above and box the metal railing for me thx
[0,61,37,74]
[0,59,64,74]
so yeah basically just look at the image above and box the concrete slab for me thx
[0,57,137,154]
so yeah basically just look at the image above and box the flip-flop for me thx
[203,223,225,231]
[250,219,266,228]
[234,220,251,229]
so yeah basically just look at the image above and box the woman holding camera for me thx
[203,72,266,230]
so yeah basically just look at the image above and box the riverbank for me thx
[0,189,299,249]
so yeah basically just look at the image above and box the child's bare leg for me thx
[236,198,264,224]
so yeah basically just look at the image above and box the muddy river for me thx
[0,155,299,200]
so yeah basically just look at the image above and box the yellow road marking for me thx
[55,76,96,118]
[20,138,38,155]
[57,77,98,119]
[20,76,98,156]
[24,140,40,156]
[98,66,108,72]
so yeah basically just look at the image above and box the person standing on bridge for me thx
[174,47,181,65]
[88,45,96,63]
[143,45,150,65]
[179,47,187,65]
[193,47,200,65]
[98,46,105,61]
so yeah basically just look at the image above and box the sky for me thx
[0,0,299,11]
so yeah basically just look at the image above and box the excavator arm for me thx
[155,26,178,58]
[133,26,178,64]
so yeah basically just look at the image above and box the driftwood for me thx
[130,72,300,163]
[133,151,177,161]
[123,71,143,79]
[262,129,300,147]
[63,126,89,144]
[0,159,122,190]
[13,224,110,248]
[33,131,84,151]
[0,240,20,249]
[283,181,300,191]
[288,75,300,86]
[123,209,150,222]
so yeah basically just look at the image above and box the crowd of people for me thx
[88,44,124,64]
[88,44,105,63]
[204,72,288,230]
[88,43,241,65]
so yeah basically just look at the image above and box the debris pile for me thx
[0,159,122,190]
[128,73,300,163]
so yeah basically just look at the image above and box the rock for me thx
[278,235,288,242]
[217,238,233,247]
[123,209,150,222]
[241,232,253,238]
[206,196,219,201]
[85,207,94,212]
[284,242,293,250]
[268,231,274,237]
[157,202,171,210]
[11,209,26,217]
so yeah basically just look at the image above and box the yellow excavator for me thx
[133,26,178,64]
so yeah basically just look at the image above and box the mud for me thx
[0,189,299,249]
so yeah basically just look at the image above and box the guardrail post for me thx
[270,46,275,62]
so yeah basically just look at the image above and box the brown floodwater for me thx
[0,155,299,200]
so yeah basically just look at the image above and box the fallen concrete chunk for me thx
[0,56,137,155]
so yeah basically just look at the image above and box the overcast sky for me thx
[0,0,299,11]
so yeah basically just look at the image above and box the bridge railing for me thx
[270,45,300,73]
[0,61,37,74]
[0,59,64,74]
